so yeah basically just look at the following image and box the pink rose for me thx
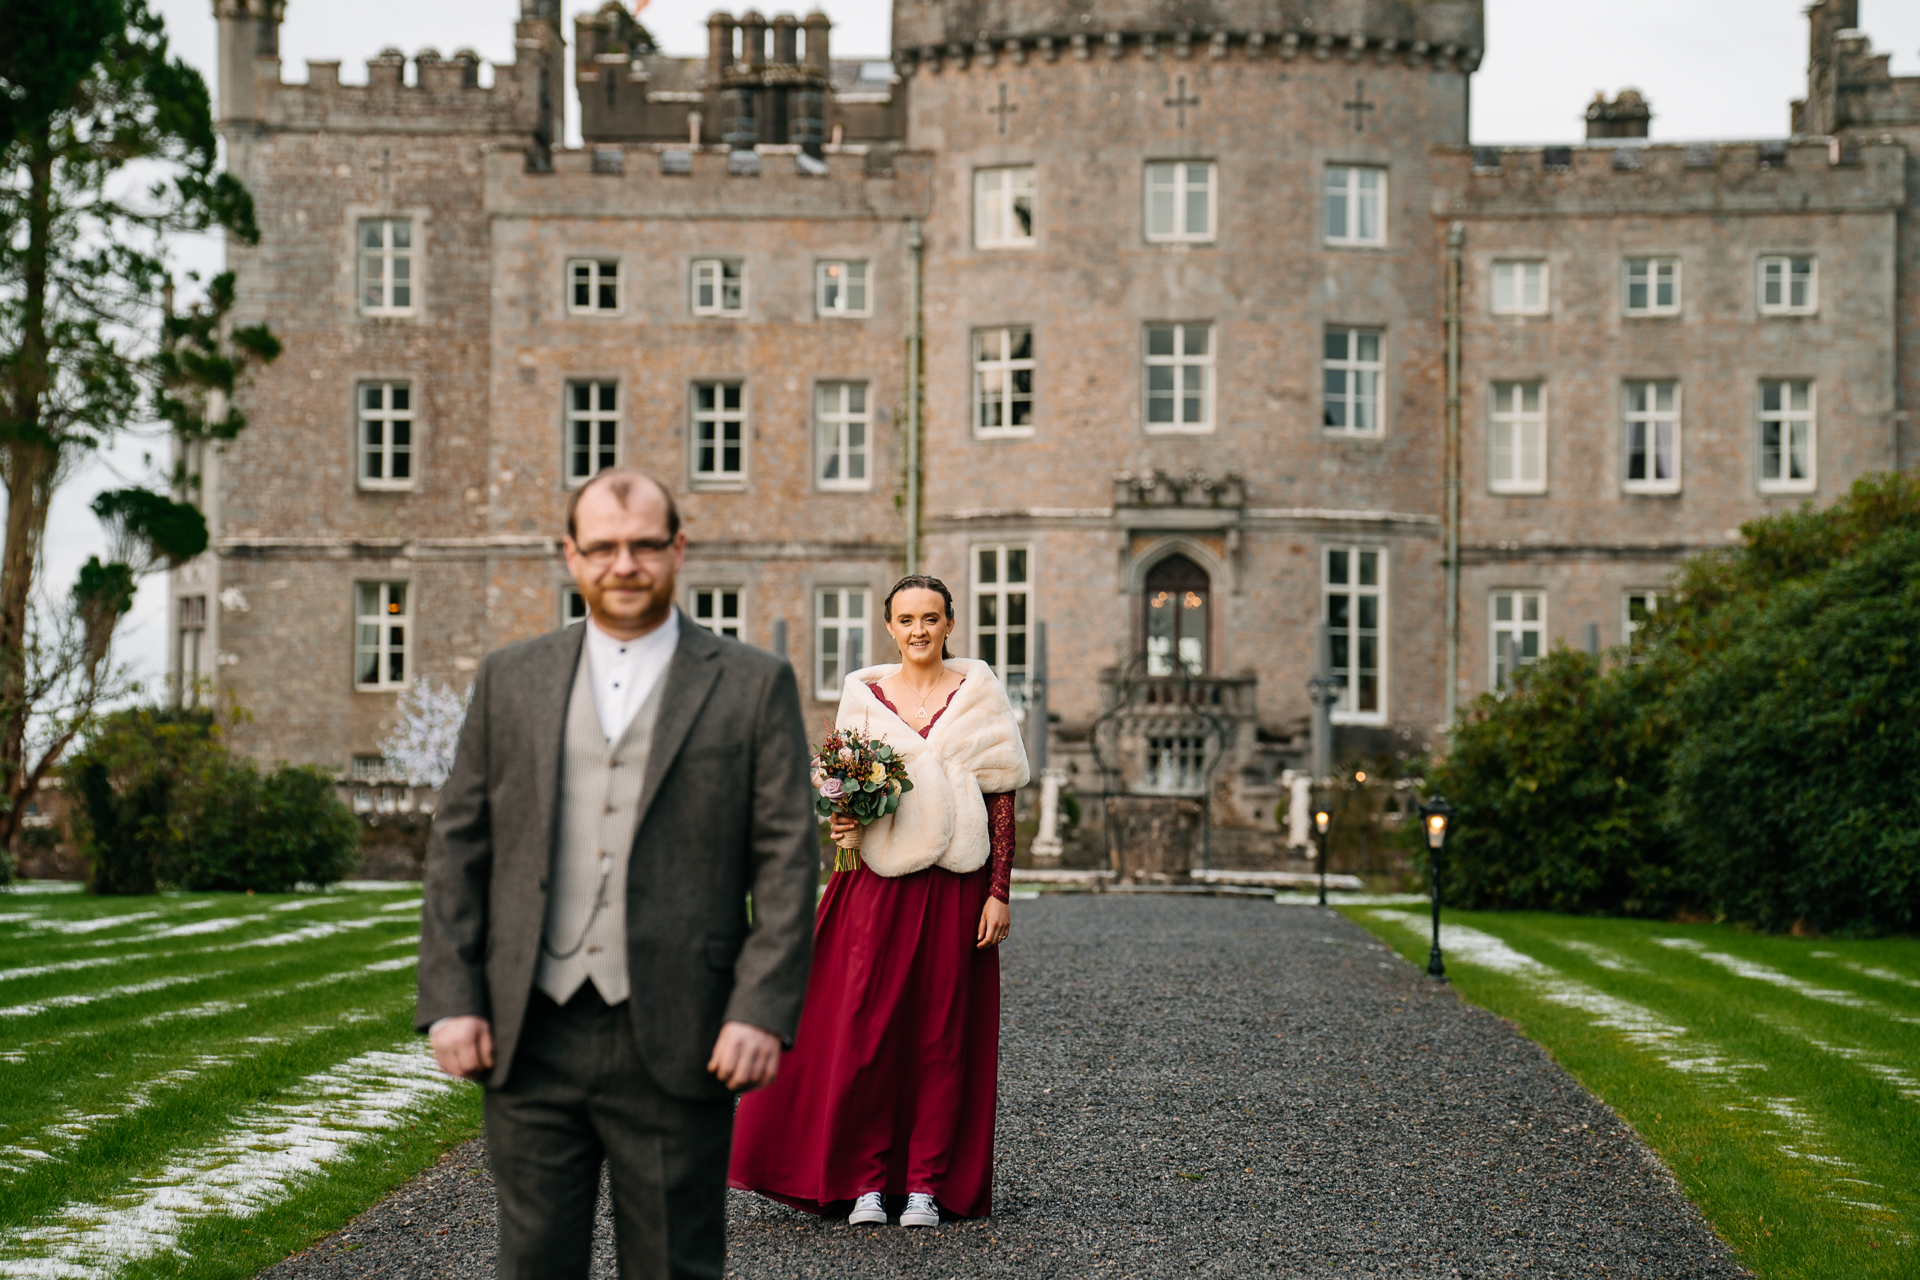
[820,777,846,801]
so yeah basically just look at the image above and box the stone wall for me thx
[1438,139,1903,699]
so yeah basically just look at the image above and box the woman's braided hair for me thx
[883,574,955,660]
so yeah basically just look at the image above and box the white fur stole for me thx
[833,659,1031,877]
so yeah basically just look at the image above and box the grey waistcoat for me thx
[534,644,667,1006]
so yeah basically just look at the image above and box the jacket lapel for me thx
[531,623,588,861]
[635,619,723,822]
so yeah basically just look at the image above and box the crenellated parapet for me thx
[1440,138,1905,217]
[217,2,566,162]
[891,0,1482,75]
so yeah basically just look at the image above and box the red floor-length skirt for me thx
[728,857,1001,1218]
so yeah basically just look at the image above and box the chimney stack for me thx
[1585,89,1651,140]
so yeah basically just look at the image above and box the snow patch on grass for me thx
[214,918,386,951]
[25,913,164,936]
[0,974,222,1021]
[378,898,424,912]
[1371,915,1898,1220]
[0,1044,452,1278]
[0,1057,235,1176]
[362,957,416,972]
[1370,912,1760,1078]
[1656,939,1912,1017]
[139,1001,247,1027]
[145,915,272,939]
[271,898,347,913]
[0,956,150,986]
[1555,939,1648,974]
[1837,960,1920,991]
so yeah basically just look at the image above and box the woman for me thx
[728,574,1029,1226]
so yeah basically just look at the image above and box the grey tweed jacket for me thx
[415,618,818,1099]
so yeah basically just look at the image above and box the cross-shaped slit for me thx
[1164,76,1200,129]
[988,83,1019,136]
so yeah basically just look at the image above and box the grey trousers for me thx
[485,987,733,1280]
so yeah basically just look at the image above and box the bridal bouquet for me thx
[811,726,914,872]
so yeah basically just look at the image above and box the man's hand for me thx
[707,1021,782,1092]
[430,1015,495,1081]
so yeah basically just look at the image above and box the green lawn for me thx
[1343,904,1920,1280]
[0,883,478,1279]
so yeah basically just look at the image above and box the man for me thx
[417,467,817,1280]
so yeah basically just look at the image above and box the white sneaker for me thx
[848,1191,887,1225]
[899,1192,939,1228]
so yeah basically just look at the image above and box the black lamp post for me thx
[1312,792,1334,907]
[1418,794,1455,980]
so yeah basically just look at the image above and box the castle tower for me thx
[213,0,283,124]
[897,0,1483,833]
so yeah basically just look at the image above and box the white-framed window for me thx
[354,581,410,690]
[1623,381,1681,494]
[358,380,413,490]
[563,586,587,626]
[568,258,620,314]
[816,260,869,316]
[1491,260,1548,315]
[1324,546,1384,722]
[358,218,415,315]
[177,594,206,703]
[1145,161,1215,242]
[692,381,746,486]
[971,544,1031,710]
[1489,381,1546,494]
[1758,255,1817,315]
[816,381,870,491]
[1323,327,1383,435]
[565,380,619,486]
[1490,590,1545,691]
[973,326,1034,436]
[1144,322,1213,433]
[1324,166,1386,247]
[815,587,868,700]
[1622,590,1665,646]
[1625,257,1680,316]
[974,166,1036,248]
[688,585,742,639]
[691,258,746,315]
[1759,379,1816,493]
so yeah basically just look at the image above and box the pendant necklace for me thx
[906,672,945,721]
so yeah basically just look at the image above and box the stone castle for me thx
[178,0,1918,869]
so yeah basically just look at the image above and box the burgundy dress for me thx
[728,680,1016,1219]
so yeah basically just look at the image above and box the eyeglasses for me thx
[574,537,675,565]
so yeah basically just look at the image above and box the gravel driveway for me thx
[261,896,1749,1279]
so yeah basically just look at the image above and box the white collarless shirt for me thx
[582,608,680,744]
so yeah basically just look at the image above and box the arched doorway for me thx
[1144,553,1208,677]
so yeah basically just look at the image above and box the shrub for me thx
[1664,527,1920,935]
[67,707,222,895]
[66,707,359,893]
[1421,650,1680,916]
[1420,474,1920,934]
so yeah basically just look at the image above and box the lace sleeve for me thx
[986,791,1016,903]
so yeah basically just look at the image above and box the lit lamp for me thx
[1418,794,1455,980]
[1312,793,1334,907]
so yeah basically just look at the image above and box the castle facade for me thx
[181,0,1918,866]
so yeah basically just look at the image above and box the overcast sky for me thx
[42,0,1920,693]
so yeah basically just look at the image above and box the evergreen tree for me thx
[0,0,280,875]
